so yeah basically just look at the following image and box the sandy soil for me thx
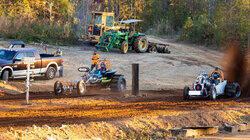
[0,37,249,139]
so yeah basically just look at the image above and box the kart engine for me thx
[82,72,102,84]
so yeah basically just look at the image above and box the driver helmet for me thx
[93,50,97,55]
[100,62,106,68]
[215,67,219,71]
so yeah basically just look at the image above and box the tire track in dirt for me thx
[0,90,249,128]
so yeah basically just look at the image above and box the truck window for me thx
[106,16,114,27]
[0,50,16,60]
[94,14,102,25]
[25,52,35,57]
[87,13,93,25]
[15,52,25,60]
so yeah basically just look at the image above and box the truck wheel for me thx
[110,75,126,92]
[210,87,217,100]
[54,80,63,95]
[233,83,241,98]
[2,70,9,82]
[77,80,86,95]
[134,36,148,53]
[121,41,128,54]
[45,67,56,80]
[183,86,190,100]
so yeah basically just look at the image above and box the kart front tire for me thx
[183,86,190,100]
[210,87,217,101]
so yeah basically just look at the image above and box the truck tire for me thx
[77,80,86,95]
[110,75,126,92]
[45,67,56,80]
[134,36,148,53]
[2,70,9,82]
[210,86,217,101]
[54,80,63,95]
[121,41,128,54]
[183,86,190,100]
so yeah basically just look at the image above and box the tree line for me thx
[0,0,248,48]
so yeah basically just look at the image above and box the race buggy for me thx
[183,69,241,100]
[54,59,126,95]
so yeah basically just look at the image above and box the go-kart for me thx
[183,69,241,100]
[54,59,126,95]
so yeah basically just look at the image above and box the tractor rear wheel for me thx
[110,75,126,92]
[54,80,63,95]
[77,80,86,95]
[183,86,190,100]
[121,41,129,54]
[134,36,148,53]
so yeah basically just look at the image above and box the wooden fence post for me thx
[132,63,139,95]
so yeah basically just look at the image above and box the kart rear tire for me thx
[183,86,190,100]
[110,75,126,92]
[210,86,217,101]
[121,41,129,54]
[134,36,148,53]
[77,80,86,95]
[225,82,241,98]
[233,83,241,98]
[54,80,63,95]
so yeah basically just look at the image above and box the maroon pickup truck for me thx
[0,48,63,81]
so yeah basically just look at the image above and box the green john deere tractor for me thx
[95,19,148,54]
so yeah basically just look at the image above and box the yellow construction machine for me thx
[83,11,123,44]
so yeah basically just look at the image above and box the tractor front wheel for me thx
[121,41,129,54]
[134,36,148,53]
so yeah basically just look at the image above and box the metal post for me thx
[132,63,139,95]
[26,59,30,105]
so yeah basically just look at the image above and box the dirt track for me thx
[0,90,249,128]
